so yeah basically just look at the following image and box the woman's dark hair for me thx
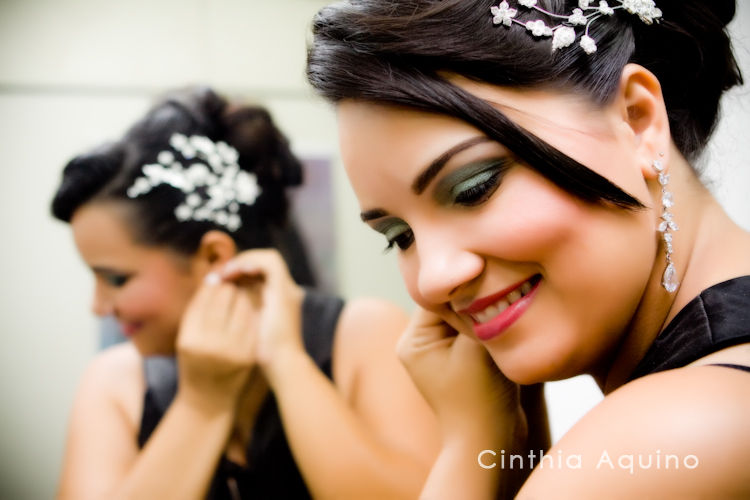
[306,0,743,208]
[51,86,304,255]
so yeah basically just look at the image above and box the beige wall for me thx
[0,1,747,498]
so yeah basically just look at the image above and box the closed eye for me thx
[94,269,130,288]
[370,218,415,253]
[385,228,414,252]
[437,157,511,207]
[453,168,503,206]
[105,274,129,287]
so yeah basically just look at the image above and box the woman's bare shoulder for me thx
[331,298,409,386]
[77,342,144,425]
[334,297,409,350]
[519,365,750,498]
[59,345,149,498]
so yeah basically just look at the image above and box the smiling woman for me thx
[70,202,199,352]
[50,86,439,499]
[338,96,657,386]
[307,0,750,498]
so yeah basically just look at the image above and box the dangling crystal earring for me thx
[653,153,679,293]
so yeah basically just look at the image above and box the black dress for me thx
[629,276,750,380]
[136,289,345,499]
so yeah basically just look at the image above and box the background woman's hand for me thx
[176,274,258,412]
[221,249,305,385]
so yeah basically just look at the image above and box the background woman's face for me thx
[71,202,201,356]
[337,87,659,383]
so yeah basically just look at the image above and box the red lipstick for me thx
[120,322,142,338]
[460,275,541,341]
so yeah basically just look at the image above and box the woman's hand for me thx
[176,274,258,412]
[399,308,531,499]
[221,249,306,386]
[397,307,522,438]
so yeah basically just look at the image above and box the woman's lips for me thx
[119,322,143,337]
[459,275,541,341]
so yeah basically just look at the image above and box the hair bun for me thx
[221,105,303,189]
[127,86,227,151]
[707,0,737,27]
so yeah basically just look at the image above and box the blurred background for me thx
[0,1,747,498]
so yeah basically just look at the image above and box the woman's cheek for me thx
[471,178,583,263]
[120,283,163,319]
[399,253,424,306]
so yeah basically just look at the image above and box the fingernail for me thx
[204,272,221,286]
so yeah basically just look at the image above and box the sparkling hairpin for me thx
[126,133,261,232]
[490,0,662,54]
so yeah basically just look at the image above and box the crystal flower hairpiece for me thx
[490,0,662,54]
[126,133,261,232]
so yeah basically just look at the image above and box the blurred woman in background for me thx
[52,86,438,499]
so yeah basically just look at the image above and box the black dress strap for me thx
[629,276,750,380]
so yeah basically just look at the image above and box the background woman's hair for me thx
[51,86,305,255]
[306,0,743,207]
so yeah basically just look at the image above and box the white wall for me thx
[705,3,750,228]
[0,1,747,498]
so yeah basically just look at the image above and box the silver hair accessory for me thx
[126,133,262,232]
[653,152,679,293]
[490,0,662,54]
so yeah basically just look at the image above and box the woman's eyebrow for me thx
[360,136,491,221]
[92,266,127,275]
[360,208,389,222]
[411,136,490,195]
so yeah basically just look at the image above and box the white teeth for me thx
[506,289,522,304]
[469,277,537,324]
[473,299,509,323]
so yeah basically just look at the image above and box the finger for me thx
[201,279,241,334]
[178,272,226,350]
[397,307,457,360]
[227,251,303,320]
[180,272,223,331]
[225,286,258,349]
[221,249,289,289]
[185,271,221,312]
[407,308,458,346]
[450,332,488,363]
[221,249,265,280]
[449,335,495,371]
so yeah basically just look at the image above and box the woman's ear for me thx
[616,63,672,179]
[195,230,238,271]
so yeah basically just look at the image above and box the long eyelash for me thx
[384,237,402,253]
[383,231,414,253]
[457,184,489,202]
[106,274,129,287]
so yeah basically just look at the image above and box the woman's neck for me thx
[598,156,750,393]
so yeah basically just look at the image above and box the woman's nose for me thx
[91,283,114,317]
[414,236,484,305]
